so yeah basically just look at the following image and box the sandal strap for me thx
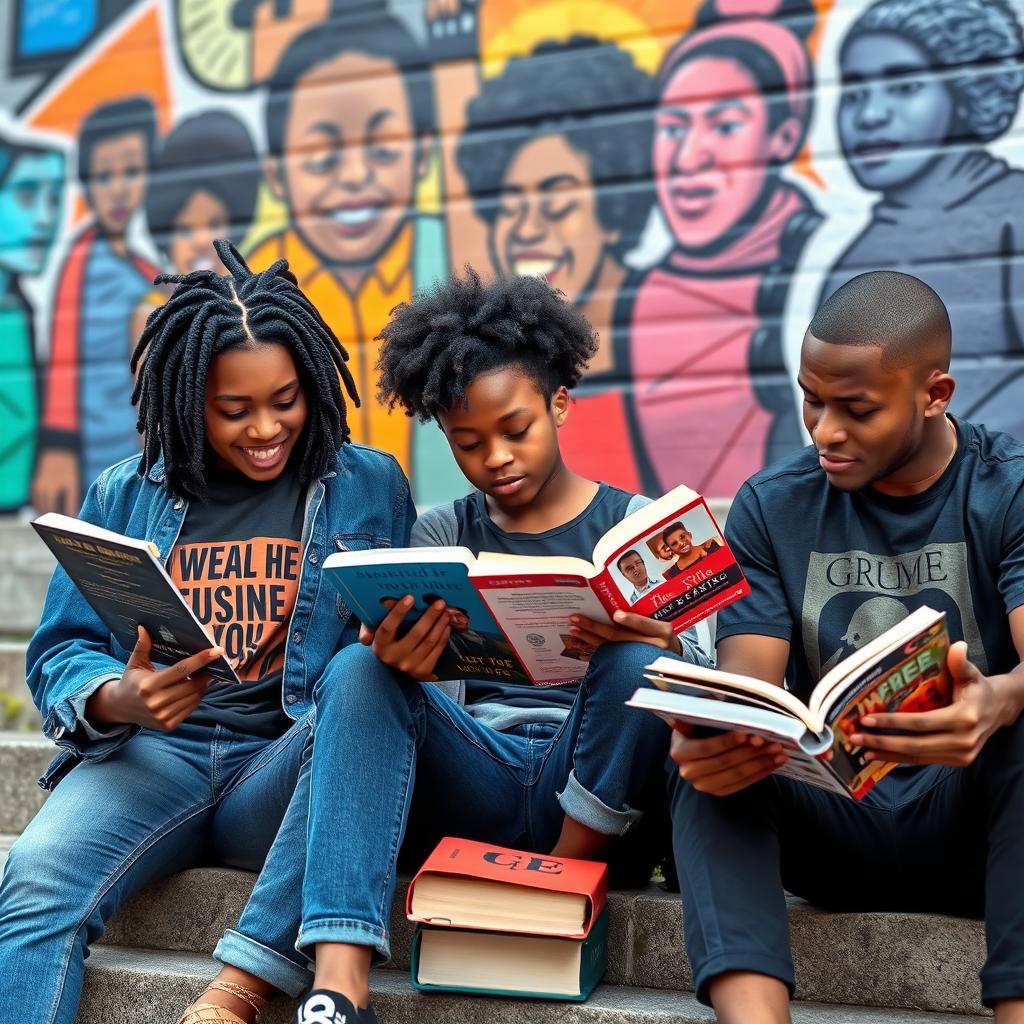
[207,980,268,1014]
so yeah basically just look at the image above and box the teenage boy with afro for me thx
[201,271,711,1024]
[670,271,1024,1023]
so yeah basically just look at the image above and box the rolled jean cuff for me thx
[558,769,642,837]
[215,929,312,998]
[298,917,390,964]
[981,969,1024,1008]
[693,952,796,1007]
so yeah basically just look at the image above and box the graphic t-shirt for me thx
[715,418,1024,703]
[169,464,305,737]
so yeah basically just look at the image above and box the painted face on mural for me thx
[798,333,937,493]
[0,151,63,276]
[204,342,309,481]
[839,34,955,194]
[269,51,424,267]
[87,131,148,238]
[655,56,799,250]
[492,134,618,304]
[169,189,231,275]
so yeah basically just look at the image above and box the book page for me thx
[473,574,612,684]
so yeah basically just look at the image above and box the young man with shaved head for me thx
[669,271,1024,1024]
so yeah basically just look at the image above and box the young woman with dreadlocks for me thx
[0,240,414,1024]
[189,271,713,1024]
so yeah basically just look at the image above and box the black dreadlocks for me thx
[376,269,598,422]
[131,238,359,500]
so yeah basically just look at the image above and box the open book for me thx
[628,606,951,800]
[32,513,240,683]
[324,483,747,684]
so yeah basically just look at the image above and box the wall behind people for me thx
[0,0,1021,514]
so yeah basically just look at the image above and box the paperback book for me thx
[324,483,747,684]
[32,512,240,683]
[628,606,951,800]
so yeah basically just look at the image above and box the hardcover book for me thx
[406,837,608,938]
[410,908,609,1001]
[324,483,747,684]
[629,606,951,800]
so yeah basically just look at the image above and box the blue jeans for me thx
[669,712,1024,1008]
[215,639,676,993]
[0,716,314,1024]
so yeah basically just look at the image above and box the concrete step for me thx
[0,642,39,729]
[0,519,52,636]
[79,945,984,1024]
[0,733,990,1016]
[0,733,50,831]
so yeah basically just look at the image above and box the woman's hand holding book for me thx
[86,625,222,731]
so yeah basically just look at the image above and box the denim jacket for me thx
[27,443,414,789]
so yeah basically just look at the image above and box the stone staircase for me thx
[0,643,994,1024]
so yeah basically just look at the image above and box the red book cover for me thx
[406,837,609,938]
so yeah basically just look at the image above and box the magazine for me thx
[628,606,951,800]
[323,483,747,684]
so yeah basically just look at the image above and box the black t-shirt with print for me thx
[170,463,305,737]
[715,419,1024,704]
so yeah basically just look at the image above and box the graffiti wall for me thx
[0,0,1022,514]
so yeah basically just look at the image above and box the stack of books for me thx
[406,837,609,1001]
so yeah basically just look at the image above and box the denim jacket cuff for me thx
[46,674,137,757]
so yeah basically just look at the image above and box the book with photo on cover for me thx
[32,513,240,683]
[628,606,952,800]
[407,837,609,1001]
[324,483,748,685]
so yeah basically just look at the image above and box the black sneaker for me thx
[293,990,378,1024]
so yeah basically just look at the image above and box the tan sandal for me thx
[177,980,268,1024]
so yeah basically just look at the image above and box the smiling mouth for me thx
[327,204,382,235]
[511,254,566,282]
[238,441,287,470]
[669,184,718,216]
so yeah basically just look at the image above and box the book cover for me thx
[819,616,951,799]
[409,907,609,1001]
[406,837,608,938]
[326,550,532,686]
[33,514,239,683]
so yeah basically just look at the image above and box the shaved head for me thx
[810,271,951,371]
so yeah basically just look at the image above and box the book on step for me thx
[410,908,609,1001]
[323,483,747,685]
[628,606,951,800]
[32,512,240,683]
[407,837,609,1000]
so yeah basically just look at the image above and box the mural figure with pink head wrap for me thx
[822,0,1024,438]
[622,0,821,497]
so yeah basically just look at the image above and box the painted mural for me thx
[0,0,1021,514]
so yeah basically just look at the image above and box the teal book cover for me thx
[322,548,531,685]
[410,906,609,1001]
